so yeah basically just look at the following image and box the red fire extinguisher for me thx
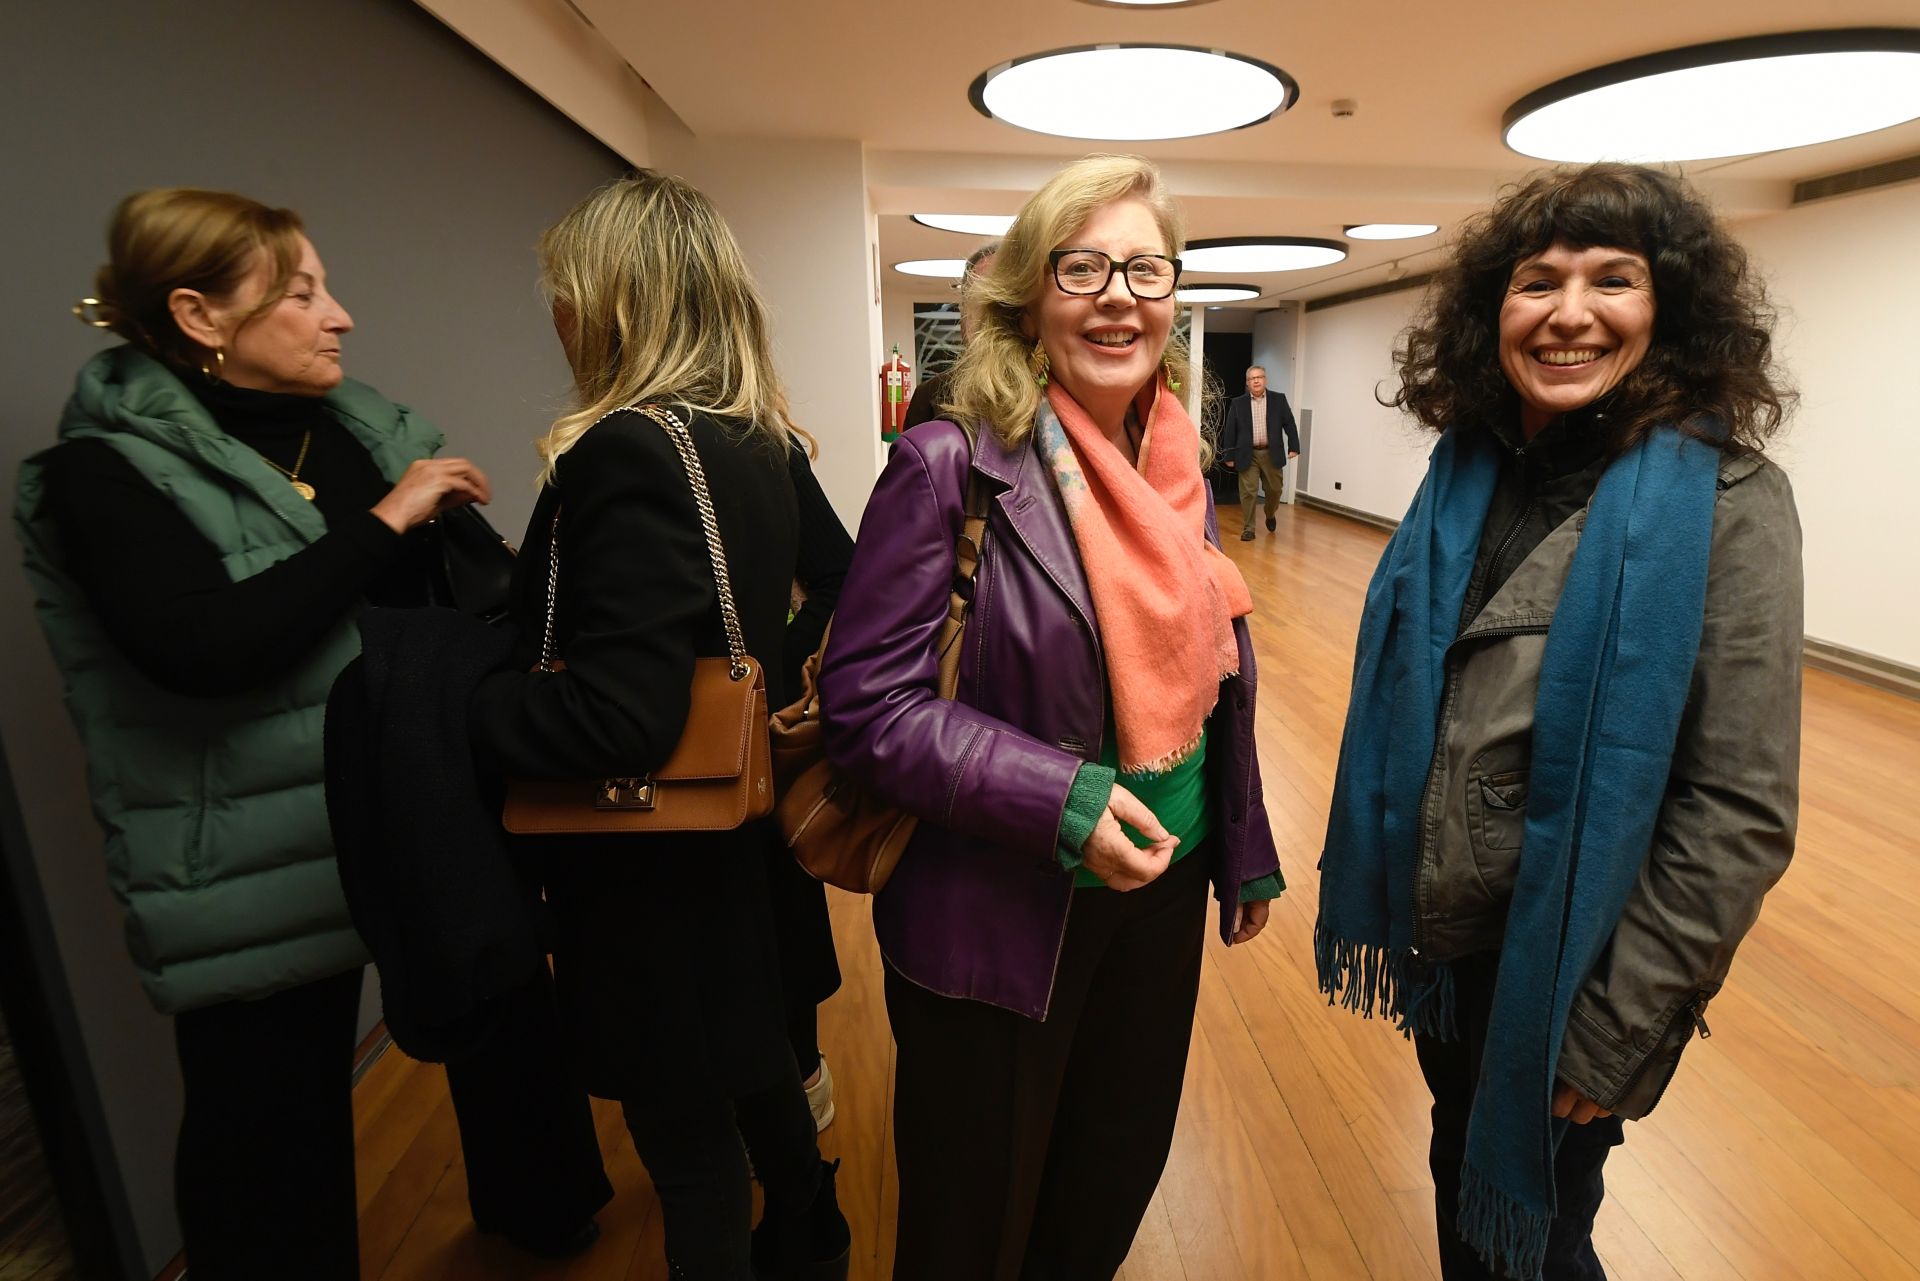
[879,343,914,441]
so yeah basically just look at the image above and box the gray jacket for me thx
[1415,418,1803,1118]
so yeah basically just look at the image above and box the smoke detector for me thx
[1331,98,1358,118]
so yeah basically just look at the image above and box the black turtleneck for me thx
[41,378,435,697]
[1459,409,1615,630]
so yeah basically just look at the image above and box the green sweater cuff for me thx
[1238,871,1284,904]
[1055,762,1116,873]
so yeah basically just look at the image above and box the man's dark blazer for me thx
[1220,391,1300,470]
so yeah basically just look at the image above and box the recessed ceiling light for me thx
[1176,284,1262,302]
[1345,223,1439,240]
[894,259,969,278]
[1504,29,1920,162]
[1181,238,1347,272]
[971,45,1294,140]
[911,213,1018,236]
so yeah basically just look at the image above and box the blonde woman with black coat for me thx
[467,172,849,1281]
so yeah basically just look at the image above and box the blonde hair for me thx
[535,171,807,481]
[943,155,1191,451]
[85,188,304,368]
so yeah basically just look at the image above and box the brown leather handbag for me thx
[502,405,773,835]
[769,471,987,892]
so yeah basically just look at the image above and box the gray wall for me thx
[0,1,621,1272]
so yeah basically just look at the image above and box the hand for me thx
[1079,784,1178,891]
[372,458,492,533]
[1230,898,1270,944]
[1552,1082,1614,1125]
[1288,450,1299,459]
[1223,460,1237,471]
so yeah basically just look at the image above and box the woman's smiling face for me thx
[1027,197,1176,420]
[1498,242,1656,437]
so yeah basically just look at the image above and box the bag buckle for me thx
[596,777,656,810]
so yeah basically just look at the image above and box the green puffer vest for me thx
[15,346,443,1014]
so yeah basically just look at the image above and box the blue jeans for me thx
[1415,951,1626,1281]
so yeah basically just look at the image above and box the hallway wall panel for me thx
[0,1,622,1269]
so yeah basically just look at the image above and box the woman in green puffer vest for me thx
[15,189,609,1280]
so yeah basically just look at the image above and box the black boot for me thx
[479,1217,602,1259]
[750,1158,850,1280]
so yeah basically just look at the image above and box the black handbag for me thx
[432,504,517,626]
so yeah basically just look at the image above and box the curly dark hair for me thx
[1391,163,1792,454]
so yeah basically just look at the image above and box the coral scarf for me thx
[1034,379,1252,774]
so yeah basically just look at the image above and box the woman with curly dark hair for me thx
[1316,163,1803,1280]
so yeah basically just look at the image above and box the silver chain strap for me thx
[535,404,752,682]
[536,505,563,674]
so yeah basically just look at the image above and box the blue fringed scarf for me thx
[1317,423,1720,1279]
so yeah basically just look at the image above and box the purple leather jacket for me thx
[819,418,1281,1020]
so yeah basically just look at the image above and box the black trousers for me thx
[1415,951,1626,1281]
[885,847,1211,1281]
[544,837,824,1279]
[171,963,610,1281]
[619,1061,821,1280]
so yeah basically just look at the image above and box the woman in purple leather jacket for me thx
[819,154,1283,1280]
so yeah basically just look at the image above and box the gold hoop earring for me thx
[1030,341,1050,389]
[72,297,113,329]
[1163,356,1182,394]
[200,347,226,383]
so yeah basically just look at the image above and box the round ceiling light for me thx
[1182,237,1347,272]
[1504,29,1920,162]
[911,213,1018,236]
[1176,283,1262,303]
[971,45,1294,140]
[1345,223,1439,240]
[893,259,969,278]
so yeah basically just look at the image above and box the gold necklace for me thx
[260,429,316,500]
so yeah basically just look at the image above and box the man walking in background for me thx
[1221,365,1301,541]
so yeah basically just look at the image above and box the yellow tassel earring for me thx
[1163,356,1182,394]
[1030,341,1050,389]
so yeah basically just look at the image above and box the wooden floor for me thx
[354,503,1920,1281]
[1,1016,75,1281]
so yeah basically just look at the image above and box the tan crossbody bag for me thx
[502,405,773,835]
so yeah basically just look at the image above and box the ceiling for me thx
[567,0,1920,305]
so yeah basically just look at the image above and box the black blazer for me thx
[783,443,853,693]
[467,405,803,1099]
[472,406,799,779]
[1220,391,1300,470]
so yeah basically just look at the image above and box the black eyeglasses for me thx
[1048,249,1182,300]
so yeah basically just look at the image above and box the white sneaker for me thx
[806,1056,836,1132]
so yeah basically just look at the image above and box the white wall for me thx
[416,0,655,163]
[1203,307,1256,334]
[1289,180,1920,670]
[1296,287,1432,520]
[881,286,917,373]
[650,134,886,527]
[1250,303,1300,401]
[1739,181,1920,668]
